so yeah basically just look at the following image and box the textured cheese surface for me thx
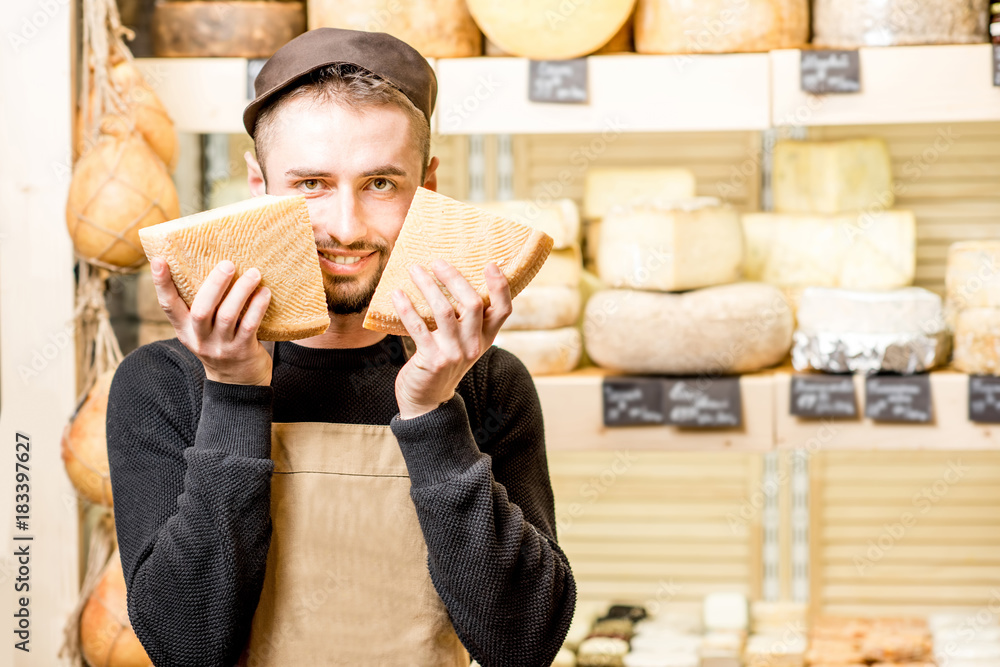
[741,211,915,290]
[635,0,808,54]
[773,139,893,214]
[946,241,1000,325]
[584,167,696,220]
[504,285,582,330]
[953,307,1000,375]
[493,328,582,375]
[583,283,794,374]
[474,199,580,249]
[797,287,946,335]
[813,0,988,48]
[137,194,330,341]
[598,200,743,291]
[365,188,555,335]
[467,0,635,59]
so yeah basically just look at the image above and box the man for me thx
[107,27,576,667]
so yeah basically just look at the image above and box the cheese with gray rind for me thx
[494,328,582,375]
[953,307,1000,376]
[583,283,794,375]
[504,285,581,330]
[773,138,893,214]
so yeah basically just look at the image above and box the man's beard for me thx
[321,241,390,315]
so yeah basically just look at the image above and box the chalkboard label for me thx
[247,59,267,99]
[865,375,933,423]
[603,378,664,426]
[801,50,861,94]
[529,59,589,104]
[790,375,858,418]
[993,45,1000,87]
[663,378,742,428]
[969,375,1000,423]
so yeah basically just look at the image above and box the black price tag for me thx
[790,375,858,419]
[663,378,742,428]
[528,59,588,104]
[801,50,861,94]
[969,375,1000,423]
[993,45,1000,87]
[602,377,664,426]
[865,375,933,423]
[247,59,267,99]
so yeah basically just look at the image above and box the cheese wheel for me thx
[80,551,153,667]
[308,0,481,58]
[594,14,635,53]
[813,0,988,48]
[946,241,1000,326]
[494,328,582,375]
[597,199,743,292]
[474,199,581,249]
[635,0,808,54]
[153,2,306,58]
[505,285,582,330]
[741,211,915,290]
[773,138,893,214]
[61,370,116,506]
[67,134,181,268]
[584,284,793,375]
[584,167,696,220]
[533,245,583,288]
[467,0,637,60]
[954,307,1000,375]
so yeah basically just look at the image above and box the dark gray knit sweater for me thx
[106,335,576,667]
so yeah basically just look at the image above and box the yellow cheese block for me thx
[584,166,696,220]
[953,307,1000,376]
[138,194,330,341]
[474,199,580,249]
[945,241,1000,326]
[773,138,893,214]
[364,187,555,335]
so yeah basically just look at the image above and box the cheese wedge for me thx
[138,194,330,341]
[473,198,580,249]
[364,187,555,335]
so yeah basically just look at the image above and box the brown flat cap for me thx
[243,28,437,137]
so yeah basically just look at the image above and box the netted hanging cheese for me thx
[813,0,988,48]
[494,328,582,375]
[80,550,153,667]
[741,211,915,290]
[66,134,181,269]
[945,241,1000,326]
[635,0,808,54]
[597,198,743,292]
[309,0,481,57]
[138,195,330,341]
[504,285,582,330]
[365,188,554,335]
[467,0,636,59]
[584,283,793,374]
[954,308,1000,375]
[533,245,583,288]
[773,139,893,214]
[584,167,696,220]
[61,370,115,506]
[474,199,580,249]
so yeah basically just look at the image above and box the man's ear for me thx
[245,150,266,196]
[422,156,440,192]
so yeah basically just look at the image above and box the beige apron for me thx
[237,340,470,667]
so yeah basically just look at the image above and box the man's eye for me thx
[371,178,393,191]
[301,180,321,191]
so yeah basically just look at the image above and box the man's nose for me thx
[314,189,367,247]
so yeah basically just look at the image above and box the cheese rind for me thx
[773,139,893,214]
[493,328,582,375]
[504,285,582,330]
[138,194,330,341]
[583,283,794,374]
[813,0,989,48]
[953,307,1000,376]
[474,199,580,249]
[741,211,915,290]
[945,241,1000,326]
[584,167,697,220]
[598,199,743,292]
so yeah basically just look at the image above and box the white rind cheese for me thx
[945,241,1000,326]
[741,210,915,290]
[532,245,583,288]
[474,199,580,249]
[504,285,582,330]
[583,283,794,375]
[584,167,697,220]
[597,198,743,292]
[493,328,582,375]
[954,307,1000,376]
[796,287,946,335]
[773,138,893,214]
[813,0,989,48]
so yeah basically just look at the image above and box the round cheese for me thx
[953,307,1000,376]
[945,241,1000,326]
[494,328,582,375]
[635,0,808,54]
[813,0,988,48]
[584,283,794,374]
[504,285,582,330]
[61,370,116,506]
[467,0,636,60]
[153,1,306,58]
[597,198,742,292]
[80,550,153,667]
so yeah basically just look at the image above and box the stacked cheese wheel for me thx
[153,1,305,58]
[743,138,949,375]
[582,167,793,375]
[946,241,1000,375]
[813,0,988,48]
[475,200,585,376]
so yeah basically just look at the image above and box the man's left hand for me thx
[392,259,512,420]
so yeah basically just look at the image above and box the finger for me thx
[391,288,436,350]
[431,259,483,352]
[149,257,189,330]
[409,264,460,338]
[482,262,513,341]
[189,260,236,340]
[216,267,262,338]
[234,285,271,342]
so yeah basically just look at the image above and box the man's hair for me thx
[252,63,431,186]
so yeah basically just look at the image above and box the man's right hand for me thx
[150,257,274,386]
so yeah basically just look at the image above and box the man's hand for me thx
[150,257,274,386]
[392,260,512,420]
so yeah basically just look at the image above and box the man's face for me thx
[250,96,431,315]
